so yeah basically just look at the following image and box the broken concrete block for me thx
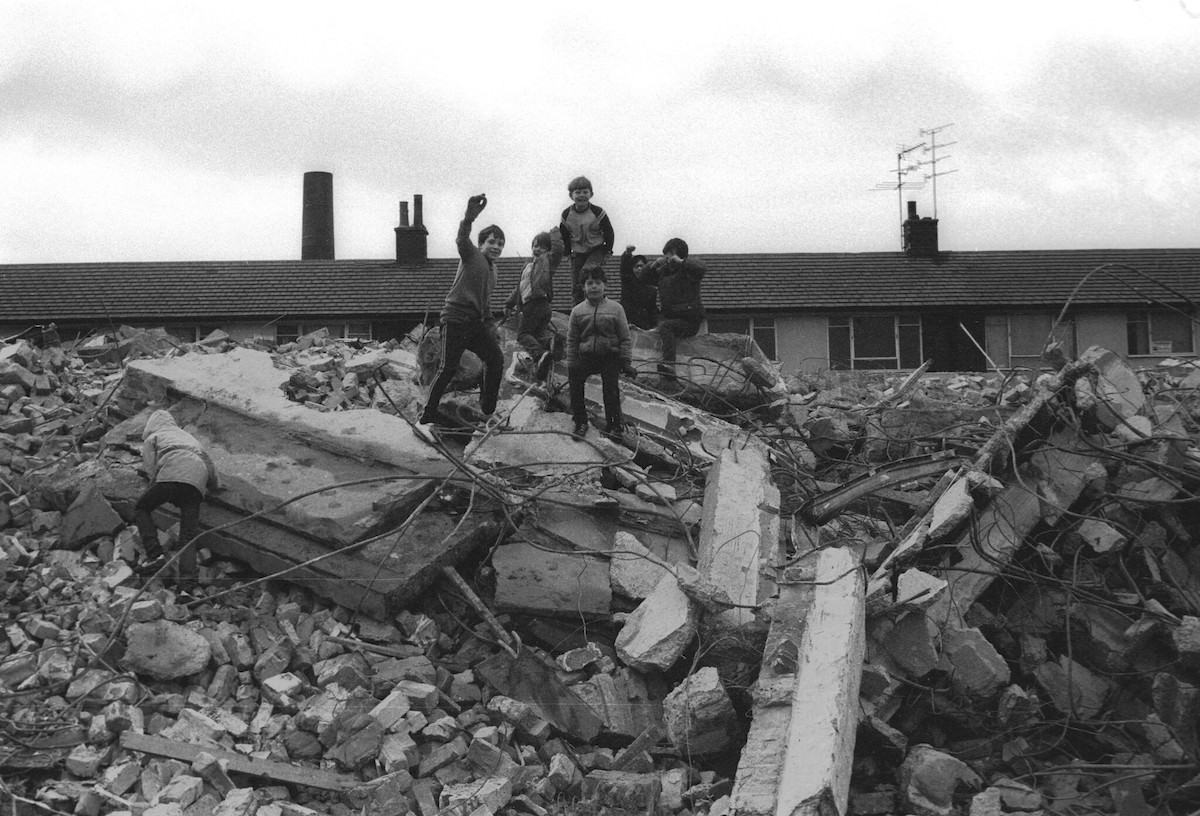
[492,538,611,616]
[939,627,1011,700]
[313,652,371,690]
[898,744,982,816]
[662,667,737,757]
[580,770,662,814]
[1076,518,1126,554]
[615,571,697,672]
[440,777,513,814]
[156,773,204,807]
[609,531,671,601]
[122,621,211,681]
[880,611,939,678]
[59,482,124,550]
[1078,346,1145,430]
[1033,656,1111,720]
[895,568,946,610]
[926,475,972,542]
[260,672,308,713]
[369,686,413,732]
[1172,616,1200,672]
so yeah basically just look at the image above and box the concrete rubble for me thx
[3,322,1200,816]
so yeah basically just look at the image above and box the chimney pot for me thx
[395,194,429,262]
[902,201,939,257]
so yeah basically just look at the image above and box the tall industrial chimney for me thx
[302,171,334,260]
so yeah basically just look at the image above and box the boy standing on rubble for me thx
[505,226,564,381]
[638,237,707,384]
[559,176,615,306]
[565,267,637,441]
[415,194,506,444]
[135,409,219,582]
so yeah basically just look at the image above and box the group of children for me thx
[415,177,707,445]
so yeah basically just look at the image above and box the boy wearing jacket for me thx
[559,175,615,306]
[565,268,637,440]
[505,227,564,380]
[638,237,707,382]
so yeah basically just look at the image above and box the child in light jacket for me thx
[565,268,637,440]
[135,409,219,579]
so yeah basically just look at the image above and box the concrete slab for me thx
[122,347,445,468]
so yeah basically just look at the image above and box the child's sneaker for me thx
[572,421,589,441]
[604,421,625,442]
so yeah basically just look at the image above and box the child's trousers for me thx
[568,353,623,428]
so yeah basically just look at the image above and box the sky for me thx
[2,0,1199,265]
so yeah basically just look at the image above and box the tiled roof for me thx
[2,248,1199,322]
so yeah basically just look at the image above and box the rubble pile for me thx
[2,324,1200,816]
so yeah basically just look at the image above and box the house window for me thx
[706,316,777,360]
[275,323,301,344]
[1008,313,1075,369]
[274,322,374,344]
[1127,310,1194,356]
[828,314,922,370]
[343,322,373,342]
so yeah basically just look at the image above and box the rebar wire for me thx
[1047,262,1199,354]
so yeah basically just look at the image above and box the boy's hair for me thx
[478,224,505,246]
[582,267,608,284]
[633,254,647,266]
[532,231,552,250]
[568,176,593,194]
[662,237,689,259]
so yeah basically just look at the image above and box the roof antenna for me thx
[872,142,926,249]
[918,123,958,219]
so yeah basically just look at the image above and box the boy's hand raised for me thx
[465,194,487,220]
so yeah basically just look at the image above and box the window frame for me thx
[827,313,923,371]
[705,315,777,361]
[1127,309,1195,357]
[1006,313,1076,370]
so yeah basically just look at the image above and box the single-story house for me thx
[3,182,1197,375]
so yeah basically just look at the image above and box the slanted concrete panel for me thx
[697,447,780,627]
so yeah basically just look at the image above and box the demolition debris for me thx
[3,322,1200,816]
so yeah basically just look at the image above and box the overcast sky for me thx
[2,0,1198,264]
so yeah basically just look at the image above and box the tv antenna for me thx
[872,142,926,249]
[918,123,958,219]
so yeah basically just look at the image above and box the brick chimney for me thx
[395,195,429,262]
[301,171,334,260]
[902,201,938,258]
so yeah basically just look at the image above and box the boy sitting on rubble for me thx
[505,226,564,381]
[135,409,220,582]
[565,267,637,441]
[637,237,707,384]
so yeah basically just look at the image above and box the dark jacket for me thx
[619,249,658,329]
[442,218,497,324]
[641,256,707,320]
